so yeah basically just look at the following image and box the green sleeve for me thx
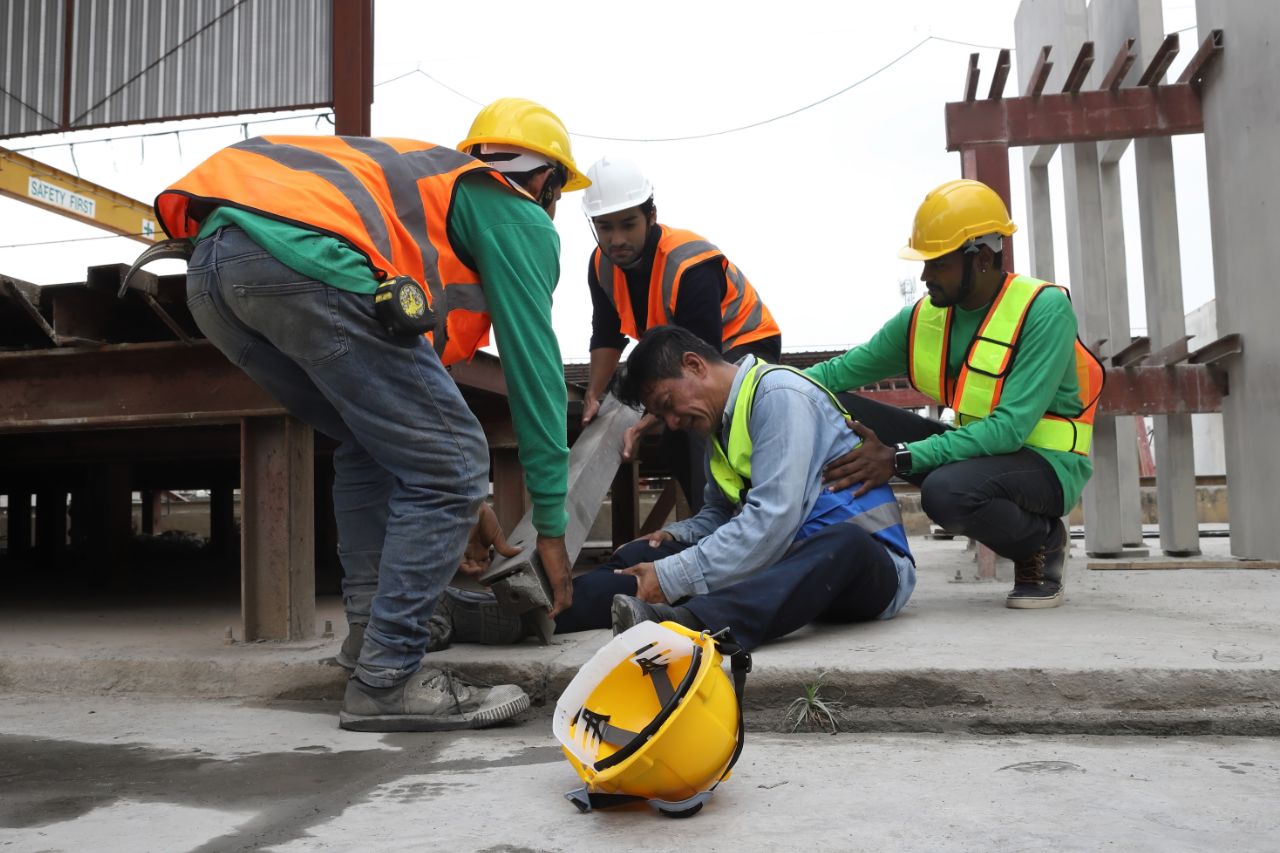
[449,176,569,537]
[196,208,377,293]
[910,288,1080,472]
[803,305,914,390]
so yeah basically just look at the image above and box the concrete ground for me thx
[1,533,1275,734]
[2,532,1279,851]
[1,694,1278,852]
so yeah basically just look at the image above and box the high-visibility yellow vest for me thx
[907,273,1105,456]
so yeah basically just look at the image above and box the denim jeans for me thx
[838,392,1064,561]
[186,226,488,687]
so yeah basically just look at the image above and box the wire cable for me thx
[0,232,150,250]
[8,110,334,153]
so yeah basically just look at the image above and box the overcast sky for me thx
[1,0,1210,360]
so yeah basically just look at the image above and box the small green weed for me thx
[783,672,845,733]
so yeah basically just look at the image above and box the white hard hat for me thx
[581,157,654,218]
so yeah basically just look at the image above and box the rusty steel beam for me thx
[1098,365,1225,416]
[1062,41,1095,94]
[964,53,981,102]
[945,83,1205,150]
[988,49,1012,101]
[1024,45,1053,98]
[0,341,286,432]
[1102,39,1137,91]
[1177,29,1225,87]
[0,276,56,348]
[1137,33,1180,86]
[1188,332,1243,365]
[1110,336,1152,367]
[331,0,373,136]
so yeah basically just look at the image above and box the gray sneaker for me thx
[339,669,530,732]
[1006,520,1068,609]
[438,588,526,645]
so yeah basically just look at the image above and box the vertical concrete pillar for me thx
[1063,141,1126,557]
[1090,0,1196,554]
[140,490,163,535]
[1196,1,1280,559]
[1097,161,1146,548]
[1136,134,1202,554]
[241,416,315,641]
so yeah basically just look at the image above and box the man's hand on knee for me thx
[614,561,669,604]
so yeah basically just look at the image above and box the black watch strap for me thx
[893,442,912,478]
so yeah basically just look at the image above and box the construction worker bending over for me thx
[806,179,1104,610]
[578,157,781,510]
[156,98,588,731]
[555,326,916,650]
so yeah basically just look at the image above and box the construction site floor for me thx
[1,533,1276,735]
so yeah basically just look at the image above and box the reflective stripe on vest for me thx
[591,225,780,350]
[708,361,910,556]
[907,273,1106,455]
[155,135,533,365]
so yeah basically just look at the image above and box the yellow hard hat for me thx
[554,621,745,817]
[458,97,590,192]
[899,178,1017,261]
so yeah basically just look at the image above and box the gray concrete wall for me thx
[1196,0,1280,559]
[1185,300,1226,476]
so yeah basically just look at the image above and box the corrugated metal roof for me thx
[2,0,333,139]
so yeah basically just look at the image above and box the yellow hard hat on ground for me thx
[899,178,1017,261]
[553,621,750,818]
[458,97,590,192]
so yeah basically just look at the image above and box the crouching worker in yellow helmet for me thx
[553,326,916,649]
[157,97,586,731]
[806,179,1104,610]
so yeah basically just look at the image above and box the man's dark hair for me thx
[637,197,655,219]
[617,326,725,408]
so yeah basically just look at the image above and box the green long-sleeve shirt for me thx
[198,174,569,536]
[804,287,1093,510]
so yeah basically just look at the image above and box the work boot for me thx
[1006,519,1068,609]
[334,622,365,670]
[438,588,526,645]
[339,668,530,732]
[610,594,697,635]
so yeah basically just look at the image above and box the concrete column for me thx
[1135,135,1201,555]
[241,416,315,641]
[140,490,163,536]
[1098,161,1146,548]
[1196,0,1280,559]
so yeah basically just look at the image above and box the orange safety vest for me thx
[591,225,780,351]
[155,135,535,366]
[906,273,1105,455]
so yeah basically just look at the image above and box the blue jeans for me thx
[186,226,488,687]
[557,523,899,651]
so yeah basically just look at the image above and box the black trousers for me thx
[839,393,1064,562]
[555,521,899,651]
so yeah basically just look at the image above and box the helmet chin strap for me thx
[957,250,977,304]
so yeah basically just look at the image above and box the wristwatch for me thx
[893,442,913,478]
